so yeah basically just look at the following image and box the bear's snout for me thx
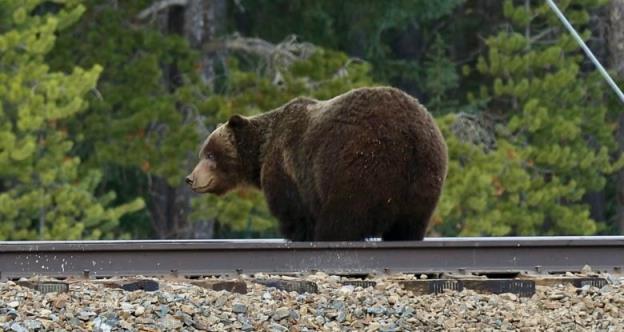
[185,175,194,186]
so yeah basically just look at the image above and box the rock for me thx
[7,301,19,308]
[9,322,27,332]
[93,316,114,332]
[179,312,195,326]
[380,323,399,332]
[193,315,212,330]
[158,292,175,304]
[524,318,539,326]
[51,293,69,309]
[78,310,97,321]
[369,322,382,330]
[606,273,620,285]
[38,319,53,329]
[69,317,82,327]
[180,304,195,315]
[161,314,182,329]
[330,300,344,310]
[3,308,17,319]
[156,304,169,317]
[500,293,517,301]
[232,303,247,313]
[270,322,288,332]
[0,275,622,331]
[273,307,290,321]
[134,305,145,316]
[336,310,346,322]
[214,295,228,307]
[367,306,386,315]
[544,301,560,309]
[549,292,566,300]
[22,319,42,330]
[443,318,457,328]
[338,285,354,295]
[119,319,133,329]
[37,308,51,318]
[120,302,134,312]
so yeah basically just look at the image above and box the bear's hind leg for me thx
[382,214,429,241]
[314,221,366,241]
[313,206,370,241]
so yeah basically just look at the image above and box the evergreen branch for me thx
[212,35,316,65]
[529,28,556,44]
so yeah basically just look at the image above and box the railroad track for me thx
[1,236,623,279]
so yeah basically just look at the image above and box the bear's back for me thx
[306,87,428,127]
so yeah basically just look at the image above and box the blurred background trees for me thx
[0,0,622,239]
[437,0,624,236]
[0,0,144,240]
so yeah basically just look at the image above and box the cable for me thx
[546,0,624,104]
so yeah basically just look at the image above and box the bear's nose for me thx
[185,175,194,186]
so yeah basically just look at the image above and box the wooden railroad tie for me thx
[12,276,609,297]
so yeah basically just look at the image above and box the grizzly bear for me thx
[186,87,447,241]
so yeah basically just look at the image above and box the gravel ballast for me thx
[0,273,622,331]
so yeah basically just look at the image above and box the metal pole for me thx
[546,0,624,104]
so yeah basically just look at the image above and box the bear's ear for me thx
[227,115,249,129]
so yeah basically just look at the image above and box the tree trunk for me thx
[183,0,226,85]
[609,0,624,234]
[582,6,610,225]
[147,0,225,239]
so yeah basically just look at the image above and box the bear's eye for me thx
[205,152,216,161]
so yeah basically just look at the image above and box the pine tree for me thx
[0,1,143,240]
[434,0,623,236]
[47,1,203,238]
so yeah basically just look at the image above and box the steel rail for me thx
[0,237,623,279]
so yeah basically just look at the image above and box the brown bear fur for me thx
[186,86,448,241]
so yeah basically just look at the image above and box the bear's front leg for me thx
[261,165,315,241]
[265,188,315,241]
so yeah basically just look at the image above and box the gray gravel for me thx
[0,273,622,331]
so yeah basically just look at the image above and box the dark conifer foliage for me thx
[1,0,621,238]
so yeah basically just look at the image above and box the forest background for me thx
[2,0,624,240]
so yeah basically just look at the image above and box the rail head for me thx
[1,237,622,278]
[0,236,623,252]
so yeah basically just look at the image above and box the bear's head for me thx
[185,115,248,195]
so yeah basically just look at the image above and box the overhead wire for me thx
[546,0,624,104]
